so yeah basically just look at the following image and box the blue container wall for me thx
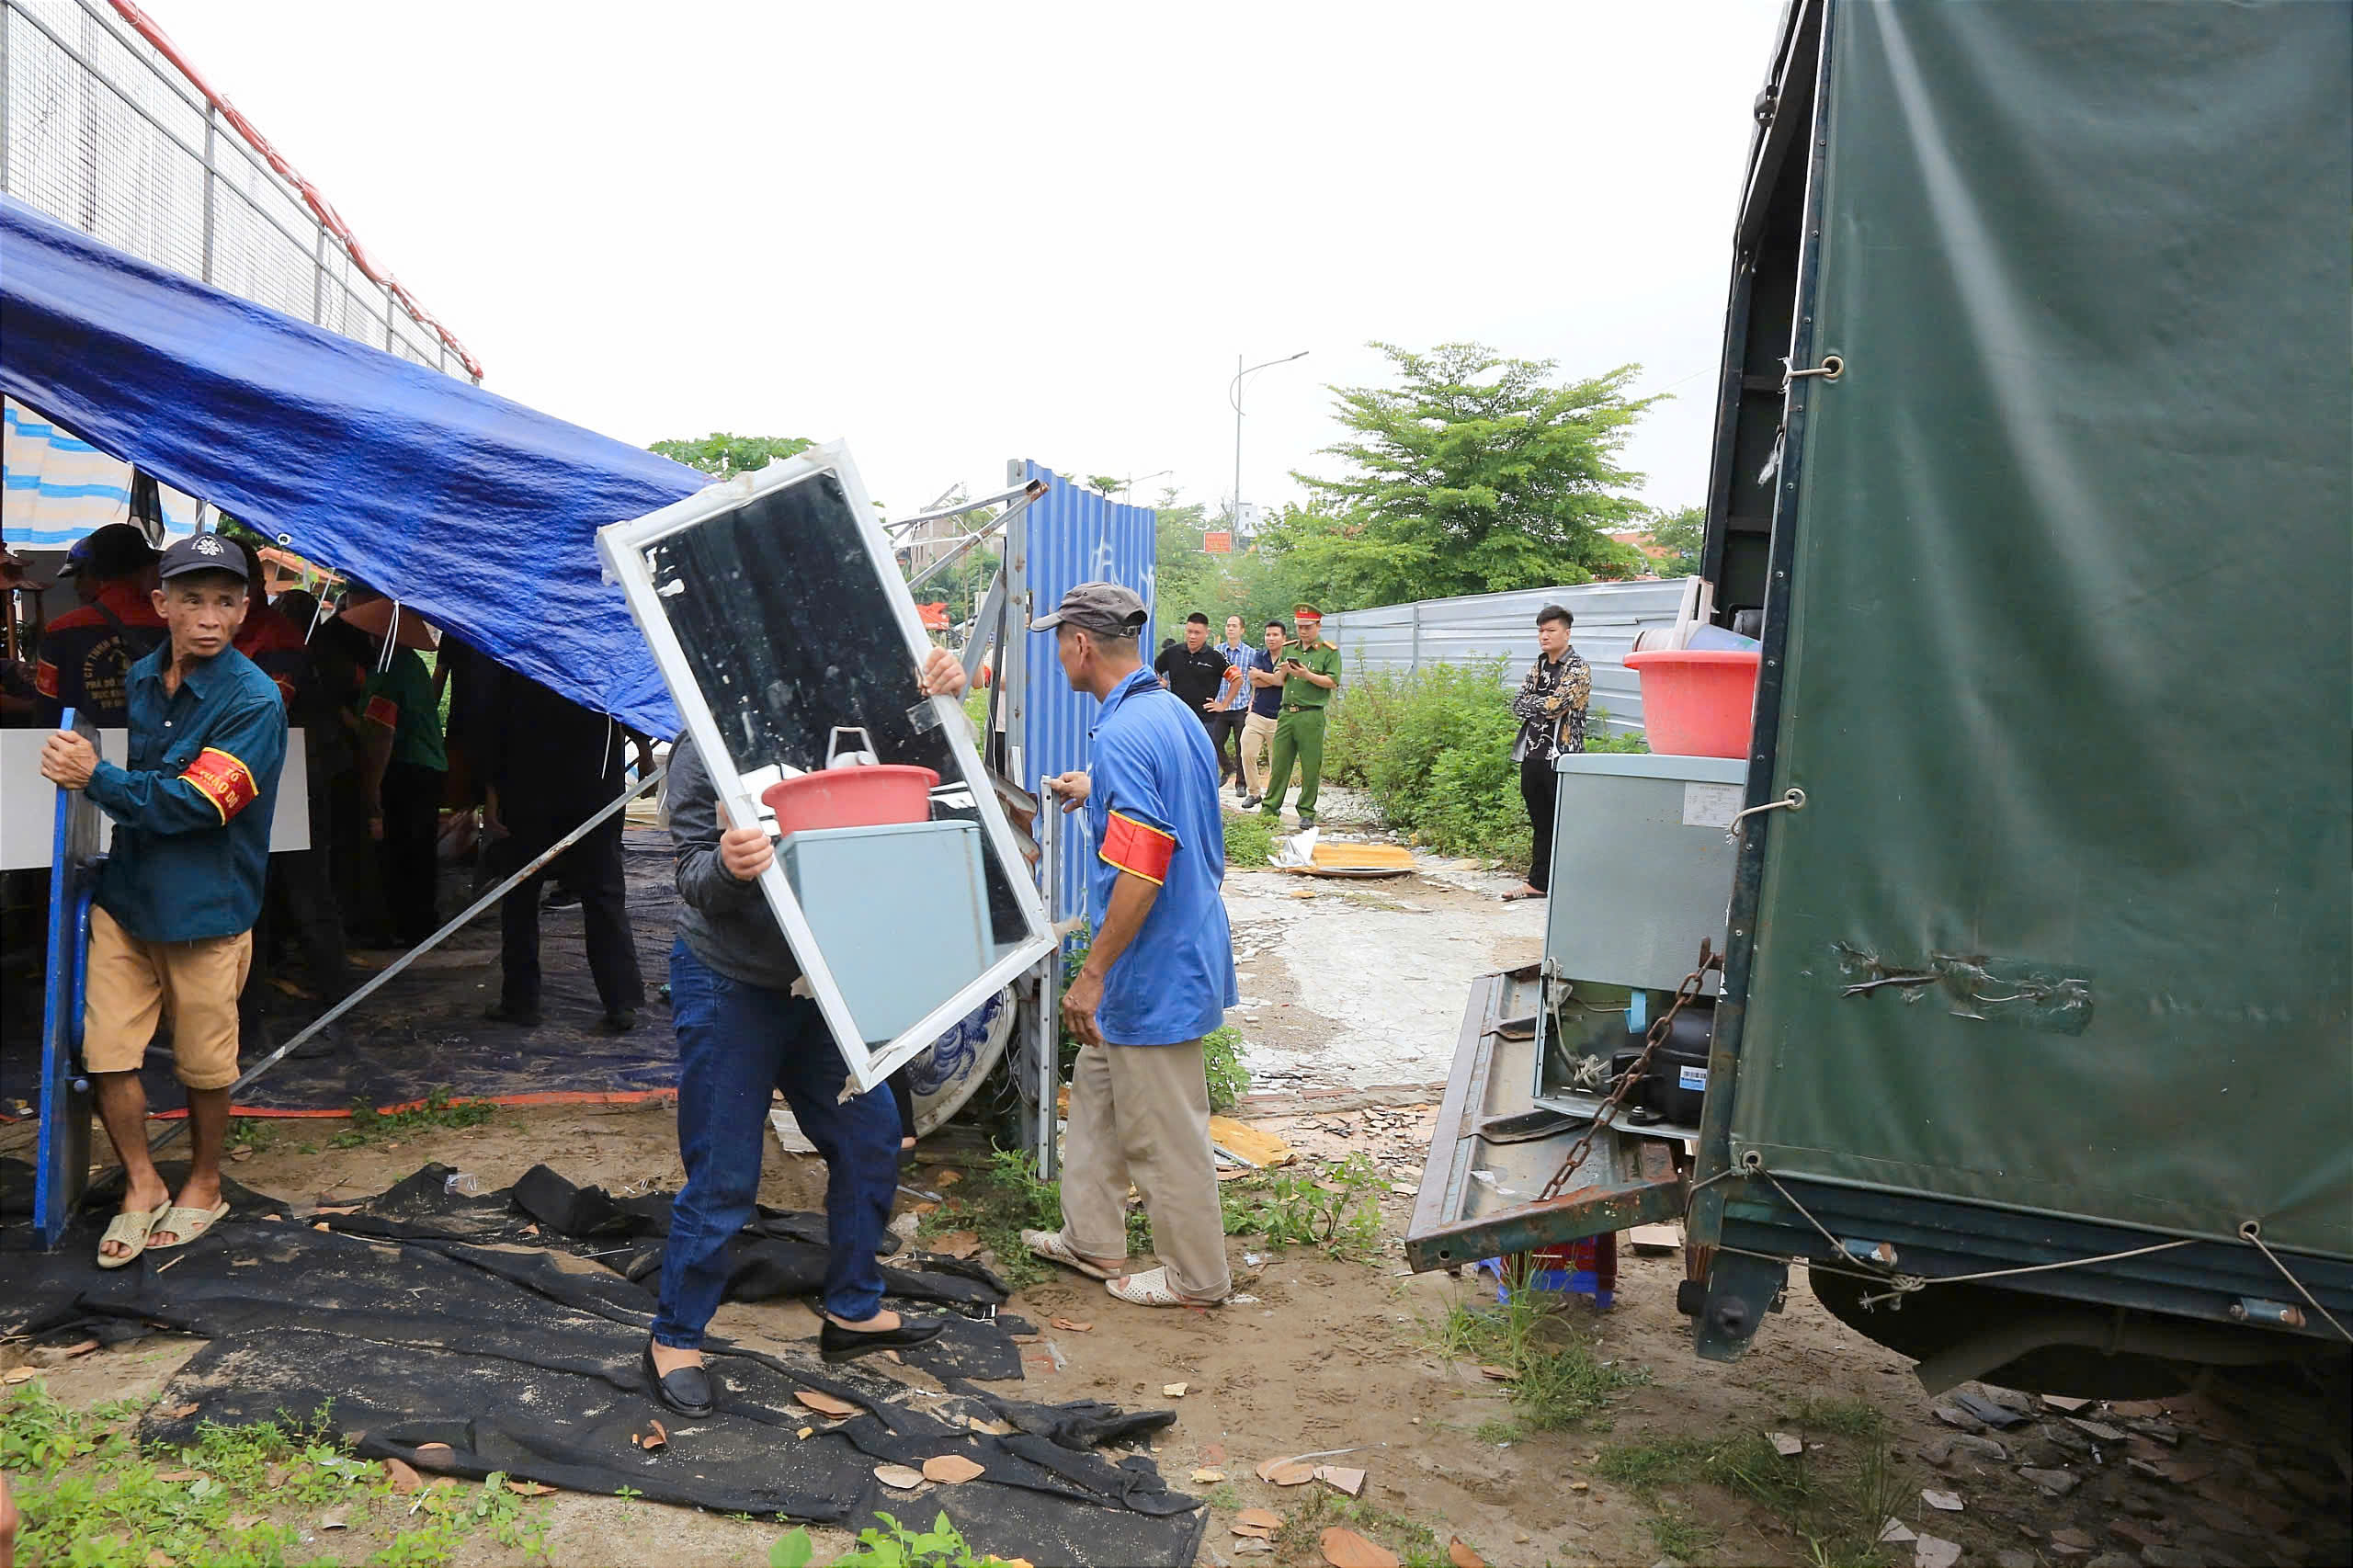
[1015,461,1157,932]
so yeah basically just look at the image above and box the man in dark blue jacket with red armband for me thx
[40,533,288,1267]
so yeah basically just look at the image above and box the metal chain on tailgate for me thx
[1538,939,1724,1201]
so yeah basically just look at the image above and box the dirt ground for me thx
[7,847,2349,1567]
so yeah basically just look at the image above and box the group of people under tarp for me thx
[1,523,655,1056]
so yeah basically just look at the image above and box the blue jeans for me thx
[652,937,900,1346]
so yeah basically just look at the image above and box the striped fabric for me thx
[3,397,199,546]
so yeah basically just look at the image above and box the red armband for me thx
[1101,811,1176,885]
[182,746,259,823]
[33,660,58,699]
[364,694,399,729]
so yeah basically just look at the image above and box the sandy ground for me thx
[9,852,2350,1568]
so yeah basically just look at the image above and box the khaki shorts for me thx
[83,904,251,1091]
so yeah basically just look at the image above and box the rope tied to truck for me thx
[1740,1161,2353,1345]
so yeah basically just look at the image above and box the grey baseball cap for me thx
[156,531,250,582]
[1029,581,1147,638]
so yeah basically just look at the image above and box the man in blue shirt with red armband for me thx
[39,533,288,1267]
[1020,582,1238,1309]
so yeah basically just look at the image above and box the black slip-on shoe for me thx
[819,1314,947,1365]
[597,1008,638,1034]
[642,1341,715,1417]
[483,1001,541,1027]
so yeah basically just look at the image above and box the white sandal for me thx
[1022,1229,1120,1281]
[97,1200,171,1269]
[146,1199,230,1251]
[1104,1266,1224,1308]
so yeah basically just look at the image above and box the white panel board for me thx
[0,728,310,869]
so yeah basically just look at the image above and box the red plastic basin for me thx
[761,766,939,835]
[1623,649,1760,758]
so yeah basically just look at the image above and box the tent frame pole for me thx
[146,765,666,1154]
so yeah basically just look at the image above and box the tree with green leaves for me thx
[1267,343,1655,608]
[1151,497,1226,638]
[1643,503,1704,578]
[650,433,814,480]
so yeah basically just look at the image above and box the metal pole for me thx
[1,3,14,199]
[907,482,1046,592]
[199,106,216,284]
[1228,351,1309,540]
[147,766,665,1153]
[1232,352,1244,534]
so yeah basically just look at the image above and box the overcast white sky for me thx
[153,1,1783,520]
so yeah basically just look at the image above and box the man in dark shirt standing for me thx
[39,534,288,1265]
[1237,618,1289,809]
[33,523,165,727]
[1153,611,1237,738]
[476,666,646,1032]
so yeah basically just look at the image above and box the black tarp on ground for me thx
[1,1162,1201,1568]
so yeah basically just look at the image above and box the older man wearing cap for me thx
[1258,602,1342,828]
[40,532,289,1266]
[33,522,165,728]
[1021,582,1238,1308]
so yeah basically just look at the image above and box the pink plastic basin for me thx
[1623,649,1761,758]
[761,766,939,835]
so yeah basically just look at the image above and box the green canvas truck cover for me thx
[1729,3,2351,1257]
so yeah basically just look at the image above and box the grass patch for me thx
[1222,810,1278,868]
[1434,1272,1650,1430]
[3,1384,551,1565]
[1595,1426,1903,1568]
[1647,1511,1722,1562]
[1472,1417,1522,1446]
[1270,1488,1461,1568]
[330,1084,494,1148]
[1785,1395,1890,1443]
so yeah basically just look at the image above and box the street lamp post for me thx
[1230,350,1308,539]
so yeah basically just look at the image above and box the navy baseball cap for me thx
[156,532,251,583]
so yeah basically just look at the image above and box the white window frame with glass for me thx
[596,441,1053,1091]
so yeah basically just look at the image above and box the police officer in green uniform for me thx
[1258,604,1343,826]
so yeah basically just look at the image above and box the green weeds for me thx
[1433,1269,1649,1429]
[774,1509,1020,1568]
[1222,810,1278,868]
[1218,1153,1386,1263]
[2,1385,551,1565]
[1202,1025,1250,1114]
[330,1085,494,1148]
[920,1146,1387,1284]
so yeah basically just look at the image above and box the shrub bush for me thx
[1323,661,1648,866]
[1324,659,1531,867]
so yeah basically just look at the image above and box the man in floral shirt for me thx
[1504,604,1590,902]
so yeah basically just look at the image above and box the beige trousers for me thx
[1238,711,1279,796]
[1057,1038,1232,1299]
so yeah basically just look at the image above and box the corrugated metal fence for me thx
[1317,579,1689,734]
[1011,460,1157,925]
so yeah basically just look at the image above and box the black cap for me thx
[156,532,251,583]
[57,522,157,581]
[1029,581,1148,638]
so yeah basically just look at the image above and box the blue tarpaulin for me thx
[0,195,699,735]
